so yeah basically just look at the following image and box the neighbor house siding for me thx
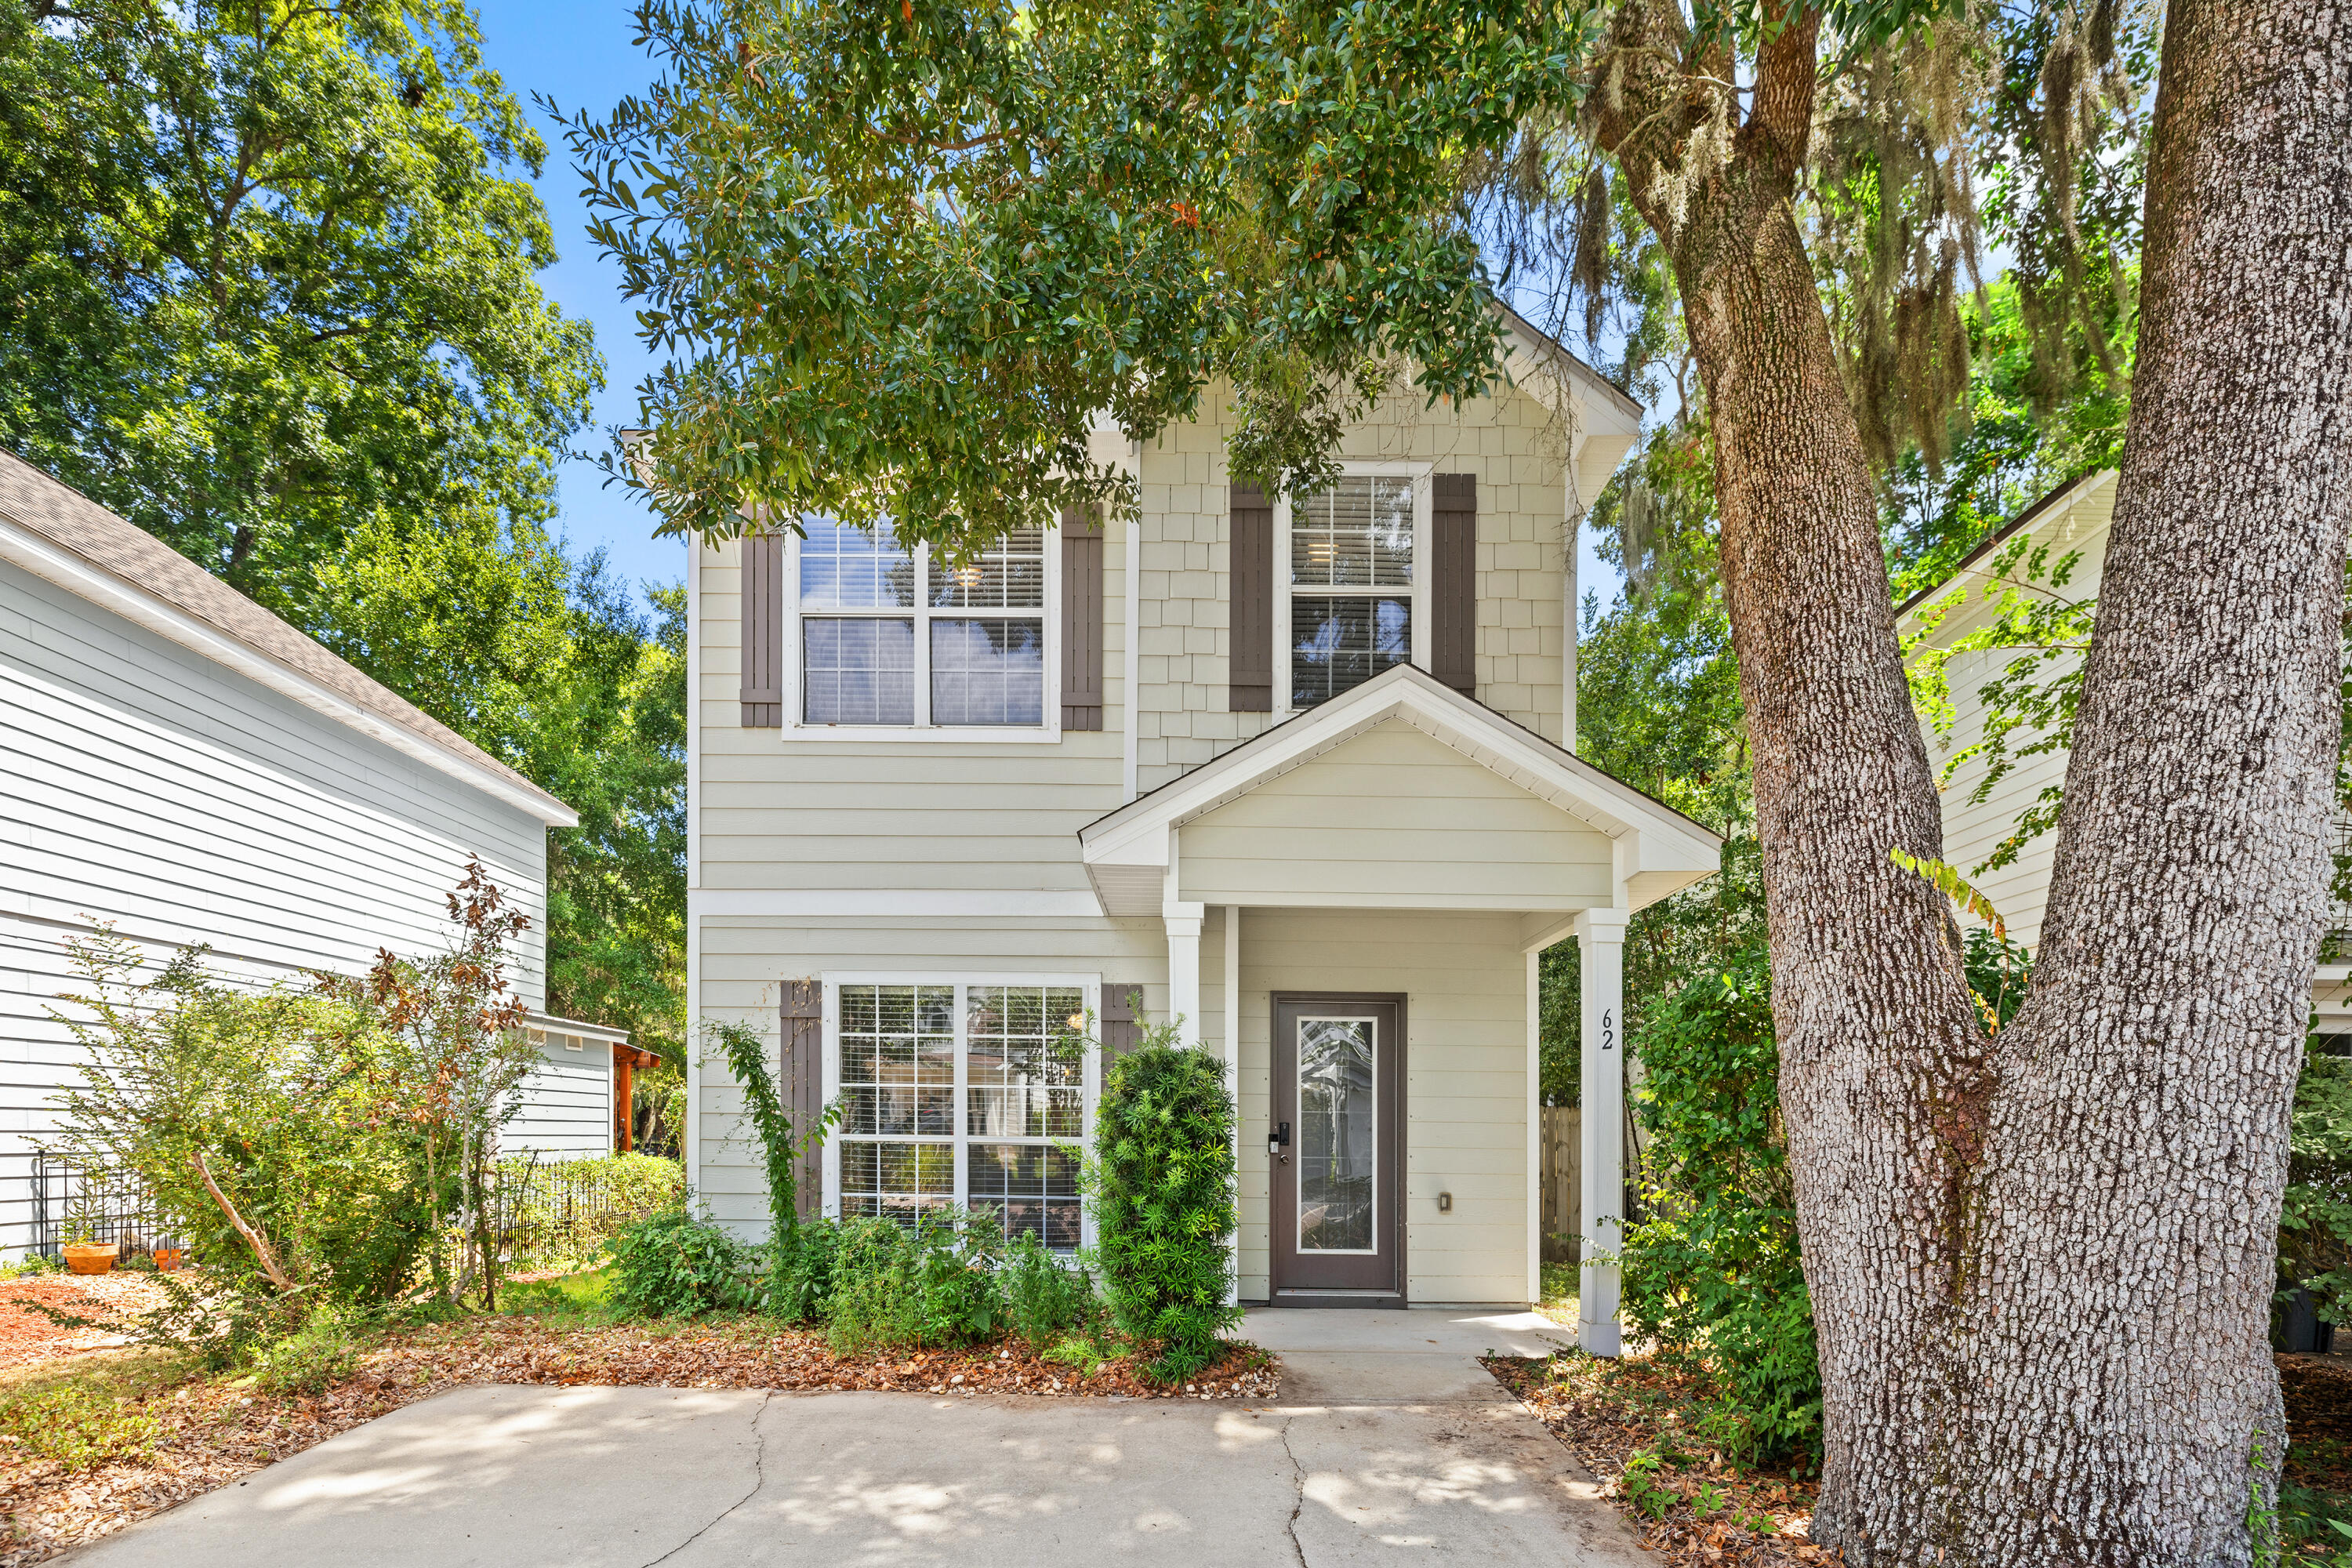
[1,557,548,1256]
[1906,477,2115,949]
[1177,721,1616,909]
[506,1032,614,1160]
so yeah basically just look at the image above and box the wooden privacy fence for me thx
[1540,1107,1582,1265]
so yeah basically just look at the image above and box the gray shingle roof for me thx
[0,448,575,825]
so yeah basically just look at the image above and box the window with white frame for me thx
[834,981,1090,1247]
[796,518,1048,728]
[1286,474,1420,706]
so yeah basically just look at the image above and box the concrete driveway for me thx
[64,1309,1646,1567]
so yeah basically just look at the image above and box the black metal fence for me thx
[493,1154,683,1262]
[31,1154,173,1261]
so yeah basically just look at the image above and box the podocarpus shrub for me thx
[1092,1026,1241,1381]
[1619,946,1821,1468]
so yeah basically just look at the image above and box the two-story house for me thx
[684,314,1719,1351]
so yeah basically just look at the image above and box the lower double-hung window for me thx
[797,518,1048,728]
[833,981,1091,1248]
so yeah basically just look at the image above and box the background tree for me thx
[1,0,688,1059]
[568,0,2352,1559]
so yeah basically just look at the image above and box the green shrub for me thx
[1620,946,1821,1468]
[766,1215,843,1324]
[1091,1027,1241,1381]
[0,1378,163,1471]
[825,1210,1002,1352]
[249,1303,365,1395]
[607,1208,755,1317]
[1001,1231,1093,1352]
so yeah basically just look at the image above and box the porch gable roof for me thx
[1076,664,1721,918]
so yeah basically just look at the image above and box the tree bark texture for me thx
[1592,1,2352,1562]
[1939,3,2352,1560]
[1595,5,1991,1548]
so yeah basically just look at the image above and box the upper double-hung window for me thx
[1285,474,1422,707]
[796,519,1048,728]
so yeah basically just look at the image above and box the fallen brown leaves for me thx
[0,1310,1278,1567]
[0,1275,173,1370]
[1485,1354,1834,1568]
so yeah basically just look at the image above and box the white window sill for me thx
[779,724,1068,744]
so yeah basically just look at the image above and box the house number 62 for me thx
[1601,1007,1616,1051]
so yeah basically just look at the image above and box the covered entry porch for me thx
[1079,666,1720,1353]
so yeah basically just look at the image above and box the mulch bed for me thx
[0,1276,173,1370]
[0,1306,1278,1566]
[1486,1353,1835,1566]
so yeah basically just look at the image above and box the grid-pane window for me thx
[797,520,1047,727]
[834,982,1090,1249]
[1290,477,1414,706]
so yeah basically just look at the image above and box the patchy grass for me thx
[1537,1261,1578,1327]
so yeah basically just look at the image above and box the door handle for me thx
[1269,1120,1290,1165]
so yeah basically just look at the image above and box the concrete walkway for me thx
[65,1310,1642,1568]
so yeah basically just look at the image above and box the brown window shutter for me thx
[1099,985,1143,1071]
[1229,481,1273,711]
[1061,505,1105,730]
[1431,473,1477,697]
[740,531,785,727]
[782,979,825,1218]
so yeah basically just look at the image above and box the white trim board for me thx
[693,889,1106,919]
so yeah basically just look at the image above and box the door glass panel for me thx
[1298,1018,1377,1252]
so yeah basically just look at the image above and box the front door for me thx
[1270,994,1403,1300]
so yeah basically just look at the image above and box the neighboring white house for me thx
[0,450,627,1258]
[686,314,1718,1352]
[1896,468,2352,1030]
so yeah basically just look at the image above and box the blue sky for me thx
[472,1,1625,616]
[474,0,683,603]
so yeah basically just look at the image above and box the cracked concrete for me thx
[61,1312,1650,1567]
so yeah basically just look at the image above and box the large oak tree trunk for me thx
[1595,0,2352,1561]
[1929,4,2352,1561]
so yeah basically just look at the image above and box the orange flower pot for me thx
[153,1248,183,1272]
[63,1243,117,1275]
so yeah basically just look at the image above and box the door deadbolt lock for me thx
[1269,1120,1291,1165]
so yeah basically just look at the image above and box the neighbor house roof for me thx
[1892,469,2118,626]
[0,448,578,827]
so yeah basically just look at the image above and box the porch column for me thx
[1163,840,1204,1047]
[1224,906,1242,1306]
[1573,908,1628,1357]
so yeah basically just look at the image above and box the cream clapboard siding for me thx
[694,916,1171,1228]
[1236,909,1529,1305]
[2,557,548,1256]
[1905,474,2114,948]
[1136,381,1571,790]
[695,909,1531,1305]
[1178,721,1614,909]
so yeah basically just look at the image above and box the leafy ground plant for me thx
[0,1372,165,1472]
[606,1208,754,1317]
[824,1210,1003,1354]
[1001,1232,1094,1354]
